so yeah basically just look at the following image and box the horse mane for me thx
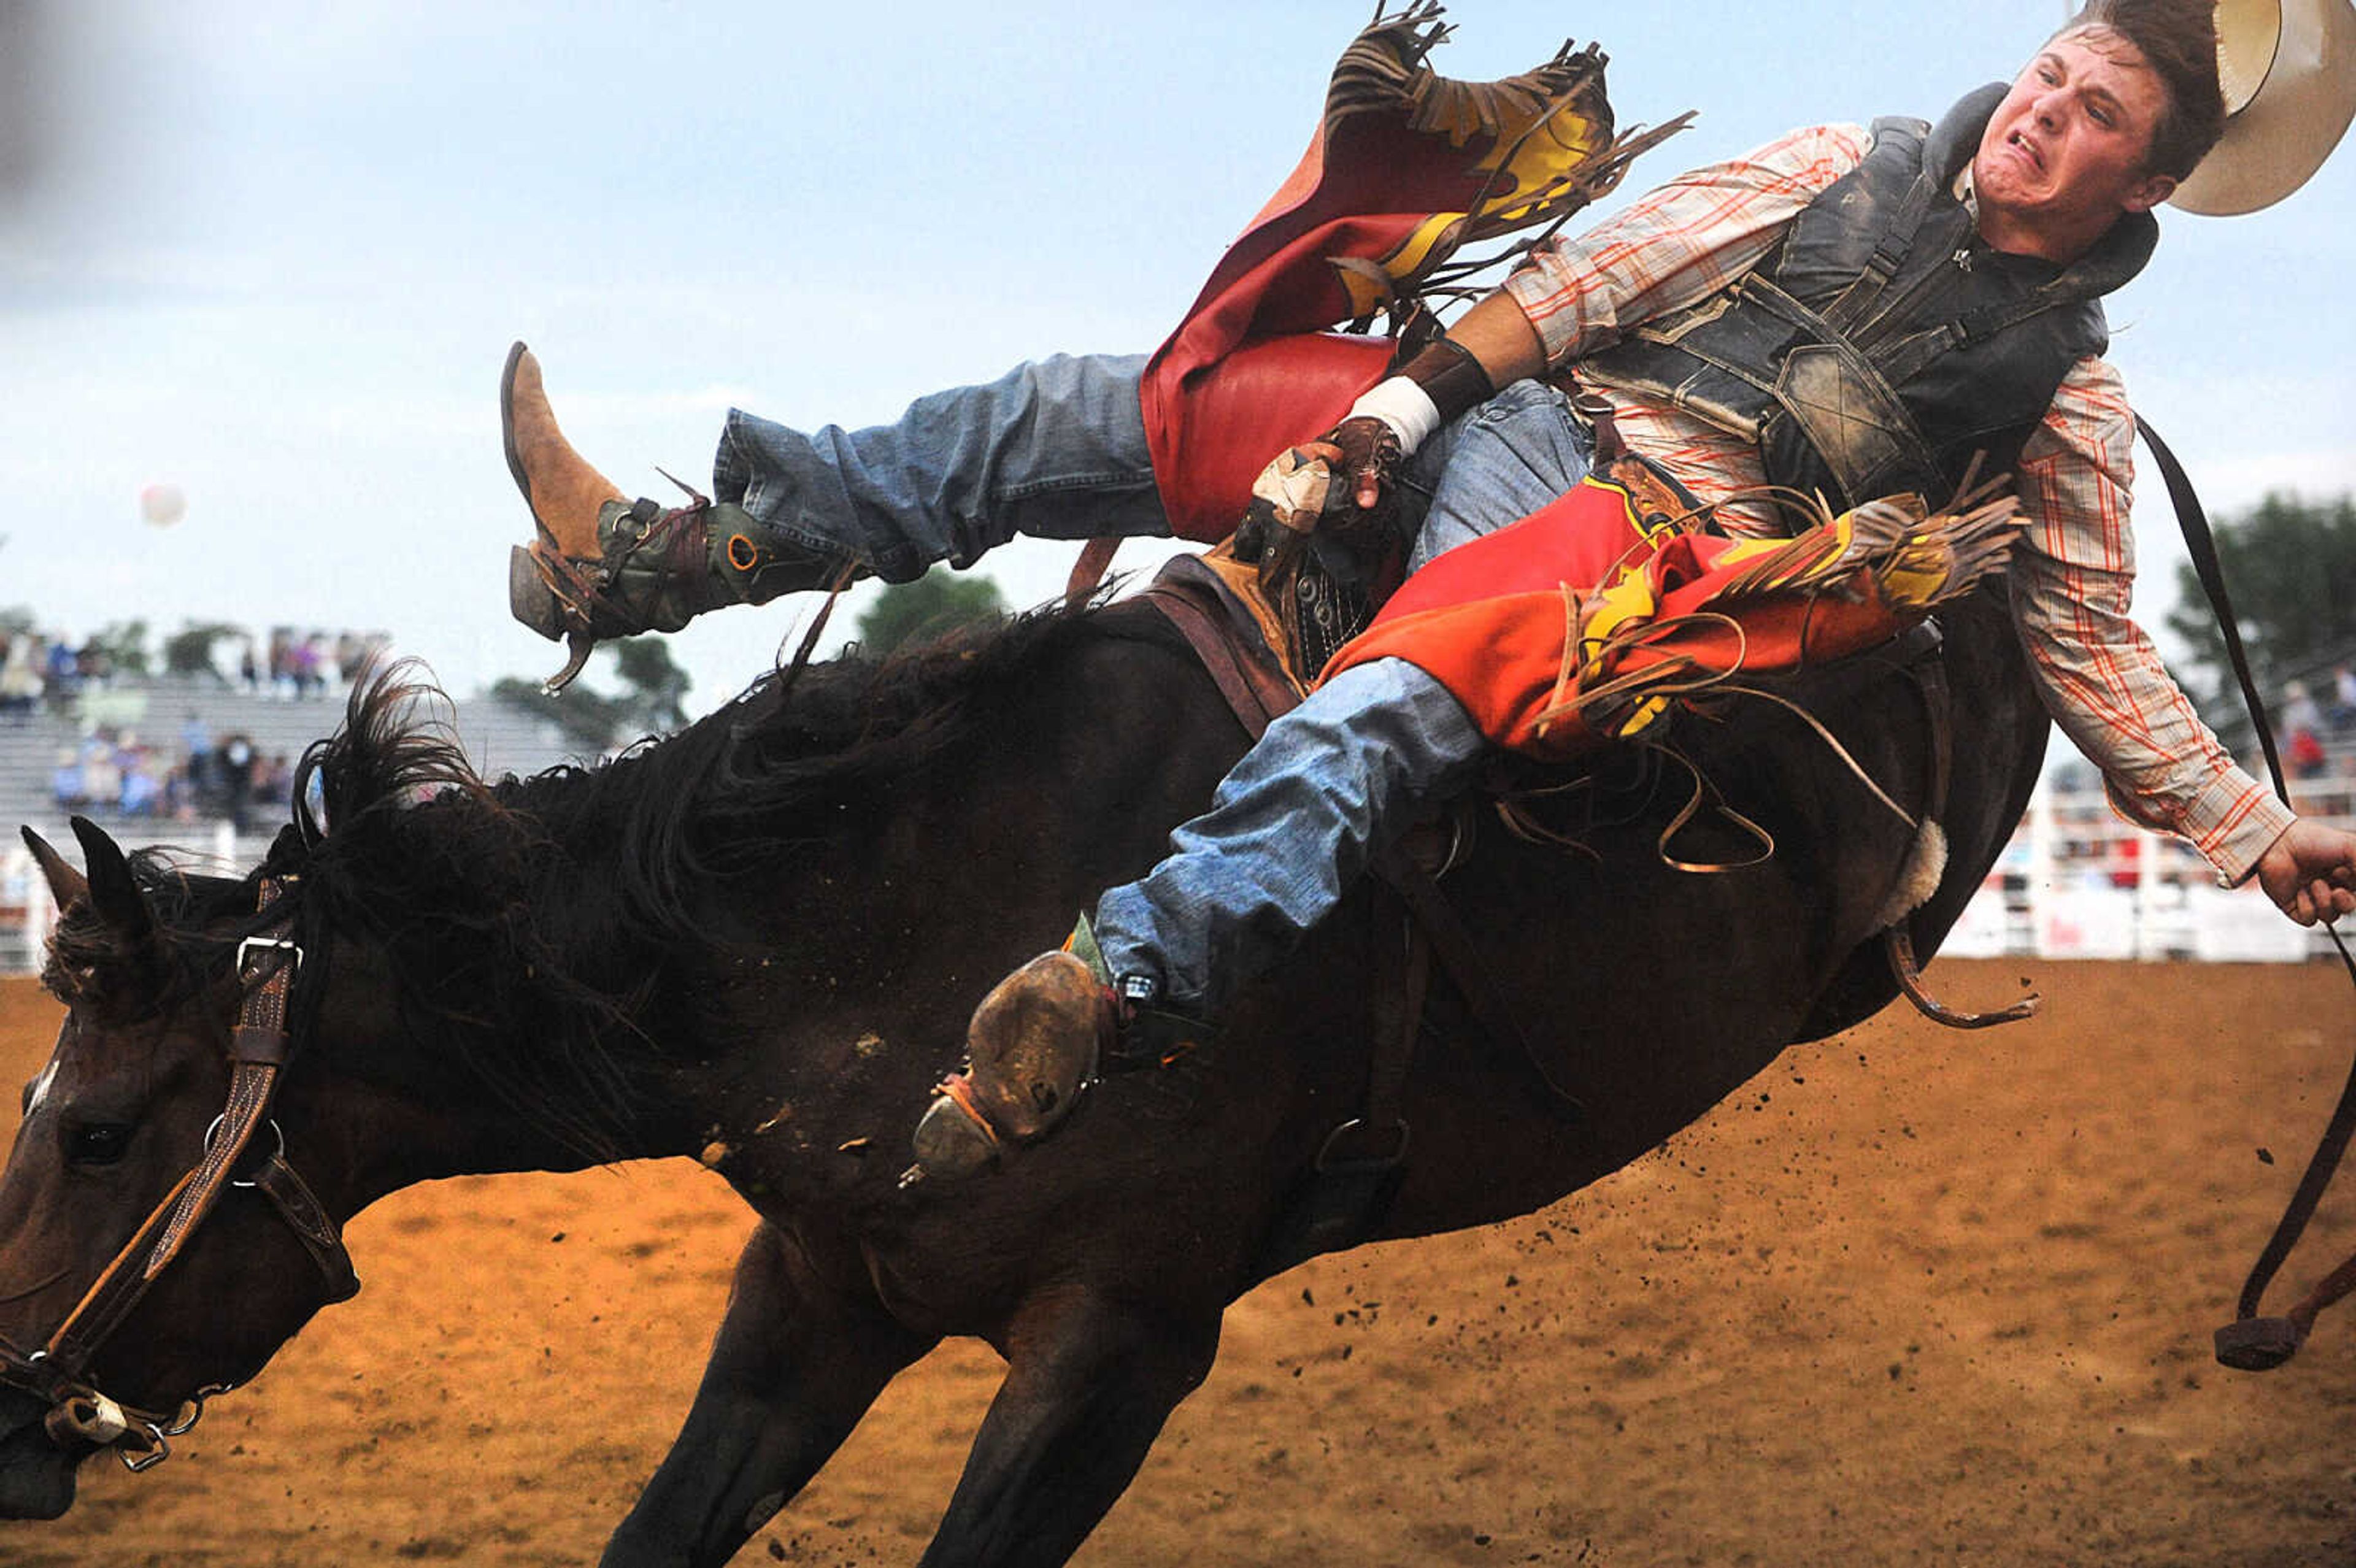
[45,602,1162,1162]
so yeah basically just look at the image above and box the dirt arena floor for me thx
[4,960,2356,1567]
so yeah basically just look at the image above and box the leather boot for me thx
[907,923,1209,1182]
[910,951,1115,1182]
[501,342,857,658]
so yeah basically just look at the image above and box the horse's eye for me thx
[66,1123,133,1167]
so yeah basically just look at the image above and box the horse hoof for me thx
[910,1090,1000,1181]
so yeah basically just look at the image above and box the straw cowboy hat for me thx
[2171,0,2356,213]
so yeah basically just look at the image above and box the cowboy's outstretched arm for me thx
[2256,820,2356,926]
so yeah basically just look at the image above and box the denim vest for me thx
[1577,84,2158,513]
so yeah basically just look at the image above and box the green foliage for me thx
[853,570,1008,658]
[611,637,692,732]
[491,675,626,751]
[2166,493,2356,713]
[490,636,697,750]
[161,620,247,679]
[87,620,152,677]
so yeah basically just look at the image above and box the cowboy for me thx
[499,1,2356,1178]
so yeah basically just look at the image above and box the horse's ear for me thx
[21,826,89,912]
[67,816,153,944]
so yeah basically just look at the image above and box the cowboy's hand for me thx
[1318,415,1403,516]
[1233,441,1341,564]
[2255,818,2356,926]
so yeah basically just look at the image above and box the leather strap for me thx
[2141,417,2356,1335]
[1372,842,1587,1118]
[1139,580,1302,742]
[1322,888,1428,1174]
[1066,536,1122,609]
[39,1170,200,1370]
[251,1156,361,1304]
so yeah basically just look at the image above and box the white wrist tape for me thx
[1346,375,1442,455]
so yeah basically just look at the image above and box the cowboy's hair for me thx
[2060,0,2228,180]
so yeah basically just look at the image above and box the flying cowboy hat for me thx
[2171,0,2356,212]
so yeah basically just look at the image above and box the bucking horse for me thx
[0,6,2080,1556]
[0,564,2045,1564]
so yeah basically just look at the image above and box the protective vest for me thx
[1578,83,2158,513]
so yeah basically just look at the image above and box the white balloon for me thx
[139,483,186,527]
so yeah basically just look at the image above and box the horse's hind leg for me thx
[920,1289,1222,1568]
[599,1220,934,1568]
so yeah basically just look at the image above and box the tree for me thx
[490,676,626,751]
[612,636,691,732]
[490,636,697,750]
[162,620,247,680]
[87,620,152,677]
[2165,492,2356,717]
[853,569,1007,658]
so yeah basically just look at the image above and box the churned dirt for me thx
[4,961,2355,1567]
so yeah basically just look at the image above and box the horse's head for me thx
[0,818,359,1519]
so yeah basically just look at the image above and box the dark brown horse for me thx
[0,580,2043,1566]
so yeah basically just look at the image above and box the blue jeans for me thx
[710,354,1593,1013]
[712,352,1169,583]
[1095,377,1596,1013]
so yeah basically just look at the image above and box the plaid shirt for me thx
[1503,123,2294,882]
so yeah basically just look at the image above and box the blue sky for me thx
[2,1,2350,716]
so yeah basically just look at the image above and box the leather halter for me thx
[0,875,360,1472]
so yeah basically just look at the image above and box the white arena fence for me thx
[1946,768,2329,964]
[1,770,2344,976]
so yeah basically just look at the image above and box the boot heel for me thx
[509,544,568,641]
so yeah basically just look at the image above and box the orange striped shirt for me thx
[1501,124,2293,881]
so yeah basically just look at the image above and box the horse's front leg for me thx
[920,1287,1223,1568]
[600,1220,935,1568]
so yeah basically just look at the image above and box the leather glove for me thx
[1233,418,1403,566]
[1317,415,1404,524]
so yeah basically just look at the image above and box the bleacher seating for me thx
[0,677,594,972]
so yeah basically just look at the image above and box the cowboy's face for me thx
[1974,25,2181,258]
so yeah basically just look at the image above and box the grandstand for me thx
[0,675,590,973]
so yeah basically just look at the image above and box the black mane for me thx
[44,602,1165,1159]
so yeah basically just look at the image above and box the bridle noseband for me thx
[0,875,360,1472]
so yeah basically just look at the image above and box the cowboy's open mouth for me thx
[2006,130,2045,170]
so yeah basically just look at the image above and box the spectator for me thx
[118,752,161,818]
[0,634,39,724]
[80,736,121,812]
[2290,723,2328,780]
[43,637,79,713]
[180,709,213,794]
[217,733,256,831]
[293,632,326,698]
[252,753,294,807]
[49,749,85,811]
[2333,665,2356,734]
[2282,680,2324,737]
[162,760,198,823]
